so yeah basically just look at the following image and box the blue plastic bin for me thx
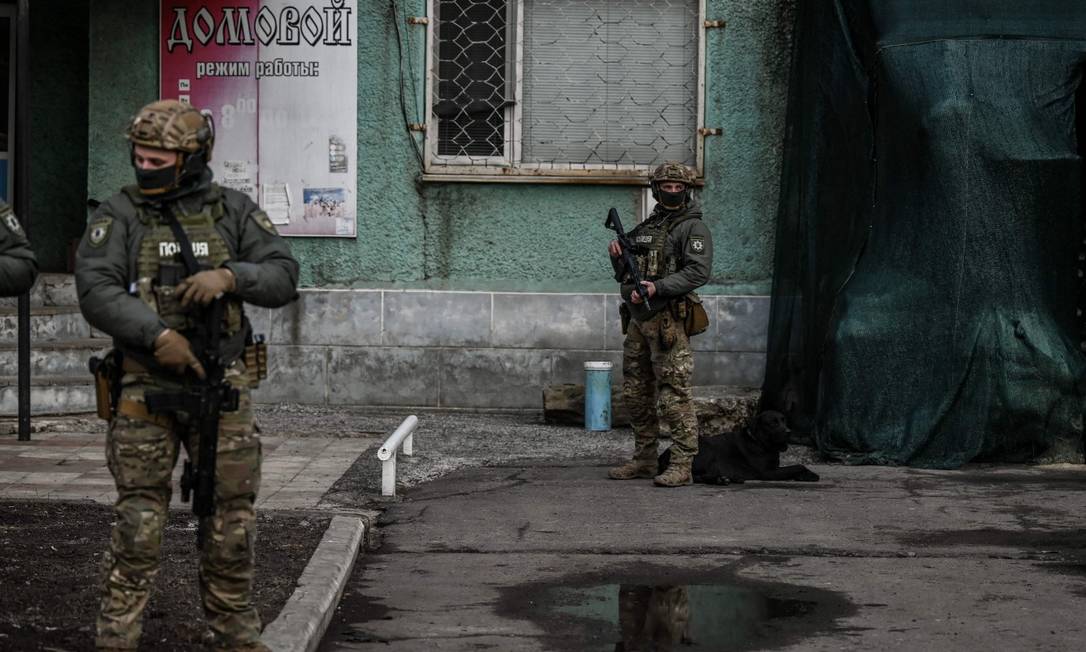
[584,361,614,431]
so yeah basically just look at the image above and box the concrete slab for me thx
[551,350,623,385]
[273,291,383,347]
[0,307,92,344]
[439,348,553,408]
[256,346,328,405]
[691,351,766,387]
[717,296,771,352]
[0,432,368,510]
[382,291,491,347]
[327,347,441,407]
[492,293,606,350]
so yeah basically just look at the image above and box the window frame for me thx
[423,0,708,184]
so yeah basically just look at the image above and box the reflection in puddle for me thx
[549,583,816,651]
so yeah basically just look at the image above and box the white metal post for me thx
[378,415,419,497]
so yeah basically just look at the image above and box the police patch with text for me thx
[689,236,705,254]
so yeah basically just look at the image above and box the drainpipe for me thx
[15,0,30,440]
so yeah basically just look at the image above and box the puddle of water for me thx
[546,583,815,651]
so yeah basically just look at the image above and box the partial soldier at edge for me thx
[75,99,299,652]
[607,161,713,487]
[0,200,38,297]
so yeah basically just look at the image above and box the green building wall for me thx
[85,0,795,295]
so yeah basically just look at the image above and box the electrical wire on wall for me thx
[391,0,426,169]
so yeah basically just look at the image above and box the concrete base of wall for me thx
[1,282,769,413]
[249,289,769,409]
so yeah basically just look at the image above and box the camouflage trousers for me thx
[618,585,691,651]
[622,312,698,465]
[96,361,262,650]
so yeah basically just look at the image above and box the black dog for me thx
[658,411,819,485]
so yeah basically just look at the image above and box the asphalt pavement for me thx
[315,411,1086,652]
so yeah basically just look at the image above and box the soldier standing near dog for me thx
[0,200,38,296]
[607,162,713,487]
[76,99,298,652]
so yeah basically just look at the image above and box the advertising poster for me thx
[160,0,357,237]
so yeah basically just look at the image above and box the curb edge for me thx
[261,515,366,652]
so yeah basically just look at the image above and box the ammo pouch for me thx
[243,332,268,388]
[673,292,710,337]
[619,302,631,335]
[88,350,123,421]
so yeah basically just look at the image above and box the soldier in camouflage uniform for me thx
[75,100,298,652]
[617,585,691,651]
[0,200,38,296]
[607,162,713,487]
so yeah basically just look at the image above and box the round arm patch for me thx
[87,217,114,248]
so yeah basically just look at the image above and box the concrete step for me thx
[0,376,96,415]
[0,338,112,376]
[0,273,78,308]
[0,306,95,344]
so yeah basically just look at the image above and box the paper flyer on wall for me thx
[159,1,358,237]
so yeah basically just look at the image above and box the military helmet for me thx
[649,161,696,209]
[649,161,697,186]
[127,100,215,196]
[126,99,214,156]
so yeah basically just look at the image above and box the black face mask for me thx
[134,165,179,195]
[659,189,686,210]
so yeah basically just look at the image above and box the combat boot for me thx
[653,462,692,487]
[607,457,657,480]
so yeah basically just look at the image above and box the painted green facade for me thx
[80,0,794,294]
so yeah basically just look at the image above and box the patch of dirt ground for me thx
[0,501,331,651]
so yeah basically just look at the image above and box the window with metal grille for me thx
[427,0,704,179]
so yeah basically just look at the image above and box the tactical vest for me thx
[133,193,243,337]
[631,213,697,281]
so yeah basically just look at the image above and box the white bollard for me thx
[378,415,418,497]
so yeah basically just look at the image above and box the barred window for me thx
[428,0,703,179]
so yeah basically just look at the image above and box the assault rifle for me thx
[145,204,239,548]
[145,298,238,543]
[605,207,652,310]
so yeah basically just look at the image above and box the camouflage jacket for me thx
[75,179,299,361]
[0,201,39,297]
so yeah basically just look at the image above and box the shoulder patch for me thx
[250,210,279,236]
[1,207,23,236]
[689,235,705,254]
[87,217,114,248]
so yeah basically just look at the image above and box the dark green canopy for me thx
[763,1,1086,467]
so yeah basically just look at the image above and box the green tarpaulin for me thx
[763,1,1086,467]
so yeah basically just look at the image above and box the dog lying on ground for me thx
[657,411,819,485]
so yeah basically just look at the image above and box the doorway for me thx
[0,4,13,202]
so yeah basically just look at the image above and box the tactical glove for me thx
[153,328,206,379]
[177,267,236,307]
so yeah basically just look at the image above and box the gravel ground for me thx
[0,501,330,652]
[256,406,824,508]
